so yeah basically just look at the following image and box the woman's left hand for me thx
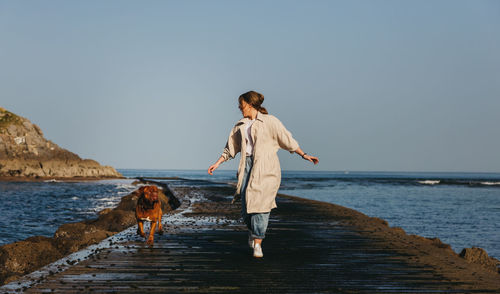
[304,154,319,165]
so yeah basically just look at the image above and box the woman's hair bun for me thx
[239,91,268,114]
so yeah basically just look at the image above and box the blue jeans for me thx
[241,156,270,239]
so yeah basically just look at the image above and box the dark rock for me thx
[2,274,21,285]
[98,208,113,215]
[459,247,500,273]
[115,192,140,211]
[427,237,452,250]
[0,236,62,282]
[371,217,389,226]
[92,210,136,232]
[53,222,113,255]
[391,227,406,235]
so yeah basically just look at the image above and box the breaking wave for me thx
[480,181,500,186]
[418,180,441,185]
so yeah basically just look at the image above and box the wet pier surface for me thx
[7,181,500,293]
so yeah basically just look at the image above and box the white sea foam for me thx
[96,196,119,202]
[43,179,59,183]
[480,181,500,186]
[418,180,440,185]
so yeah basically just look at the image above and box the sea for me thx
[1,170,499,260]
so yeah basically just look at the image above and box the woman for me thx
[208,91,319,258]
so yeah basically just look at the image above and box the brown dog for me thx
[135,185,163,245]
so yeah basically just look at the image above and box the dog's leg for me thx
[137,220,146,238]
[147,221,157,245]
[157,208,163,235]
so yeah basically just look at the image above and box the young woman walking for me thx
[208,91,319,258]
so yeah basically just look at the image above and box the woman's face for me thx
[239,100,253,118]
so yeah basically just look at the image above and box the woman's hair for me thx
[238,91,268,114]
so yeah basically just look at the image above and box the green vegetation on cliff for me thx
[0,107,22,130]
[0,106,122,178]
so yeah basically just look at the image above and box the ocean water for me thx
[0,179,137,245]
[1,170,499,261]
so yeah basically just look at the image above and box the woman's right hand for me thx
[208,156,225,175]
[208,163,219,175]
[304,154,319,165]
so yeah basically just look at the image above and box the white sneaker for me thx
[248,232,254,249]
[253,243,263,258]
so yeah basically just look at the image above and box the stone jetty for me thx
[1,178,499,293]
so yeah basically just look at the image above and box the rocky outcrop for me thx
[460,247,500,273]
[0,236,63,285]
[0,107,122,178]
[0,184,180,285]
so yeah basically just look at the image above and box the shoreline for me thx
[0,176,127,182]
[1,178,499,292]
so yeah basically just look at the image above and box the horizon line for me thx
[115,168,500,174]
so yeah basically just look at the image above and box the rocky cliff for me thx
[0,107,122,178]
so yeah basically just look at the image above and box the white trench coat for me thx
[221,112,299,213]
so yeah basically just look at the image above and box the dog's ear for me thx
[137,186,146,196]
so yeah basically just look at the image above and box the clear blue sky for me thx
[1,0,499,172]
